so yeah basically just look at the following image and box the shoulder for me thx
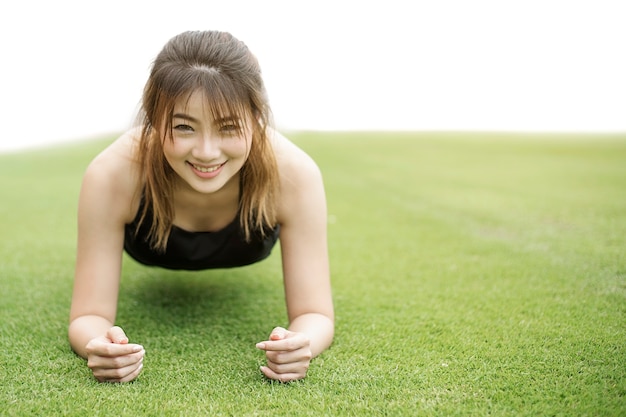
[269,129,326,225]
[270,129,323,186]
[80,128,142,223]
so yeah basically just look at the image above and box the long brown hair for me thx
[135,30,279,251]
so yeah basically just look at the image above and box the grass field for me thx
[1,131,625,416]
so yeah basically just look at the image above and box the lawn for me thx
[1,131,624,416]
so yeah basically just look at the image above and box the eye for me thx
[219,123,241,134]
[173,124,194,132]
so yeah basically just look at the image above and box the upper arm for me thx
[276,141,334,323]
[70,141,138,324]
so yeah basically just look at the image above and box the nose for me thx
[192,132,221,161]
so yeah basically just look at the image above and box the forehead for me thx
[172,89,250,122]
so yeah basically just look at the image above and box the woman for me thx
[68,30,334,383]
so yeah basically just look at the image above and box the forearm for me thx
[288,313,334,358]
[68,315,114,358]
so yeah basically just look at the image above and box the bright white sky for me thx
[0,0,624,151]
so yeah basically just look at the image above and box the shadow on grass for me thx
[113,261,287,383]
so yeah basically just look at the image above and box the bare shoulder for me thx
[80,128,142,223]
[271,129,323,186]
[270,129,326,224]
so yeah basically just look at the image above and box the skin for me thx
[69,90,334,383]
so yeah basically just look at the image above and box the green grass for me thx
[1,132,625,416]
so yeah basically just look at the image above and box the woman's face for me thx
[162,89,252,195]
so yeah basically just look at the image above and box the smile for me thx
[189,161,226,173]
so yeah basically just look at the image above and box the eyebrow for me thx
[172,113,240,124]
[172,113,200,124]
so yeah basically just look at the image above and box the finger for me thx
[269,327,288,341]
[265,357,310,375]
[260,365,304,383]
[117,362,144,383]
[256,335,307,352]
[101,343,144,358]
[95,359,144,383]
[88,340,144,358]
[88,349,145,370]
[107,326,129,344]
[254,326,289,349]
[265,347,311,365]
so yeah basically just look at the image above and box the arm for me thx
[256,139,334,381]
[279,164,334,357]
[69,141,144,382]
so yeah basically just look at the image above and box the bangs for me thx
[165,67,254,134]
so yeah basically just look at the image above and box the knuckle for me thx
[102,344,116,356]
[91,369,107,382]
[266,351,281,363]
[271,363,289,376]
[109,368,127,380]
[267,362,281,373]
[109,356,124,368]
[85,342,99,355]
[283,340,298,351]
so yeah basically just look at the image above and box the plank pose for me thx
[69,30,334,383]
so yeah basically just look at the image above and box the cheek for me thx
[162,139,185,159]
[161,141,174,163]
[224,138,250,158]
[161,141,189,173]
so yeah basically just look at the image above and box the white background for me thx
[0,0,624,152]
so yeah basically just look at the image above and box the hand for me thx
[256,327,312,382]
[85,326,145,383]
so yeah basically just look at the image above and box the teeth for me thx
[192,163,222,173]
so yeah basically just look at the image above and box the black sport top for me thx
[124,201,280,271]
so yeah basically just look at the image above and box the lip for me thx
[187,161,227,179]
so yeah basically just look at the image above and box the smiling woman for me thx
[68,30,334,384]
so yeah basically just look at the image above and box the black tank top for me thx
[124,201,280,271]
